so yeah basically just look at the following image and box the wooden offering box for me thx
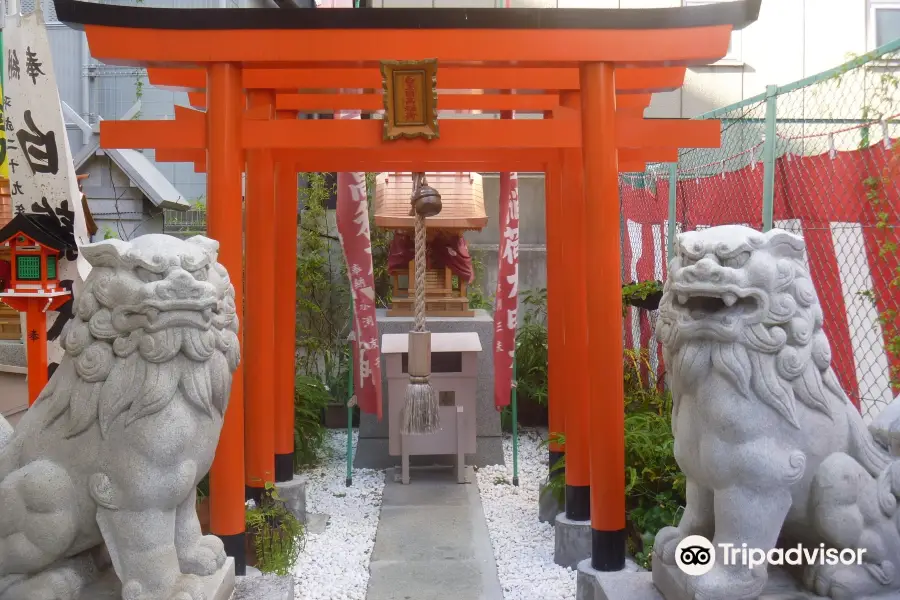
[374,172,487,318]
[382,331,482,484]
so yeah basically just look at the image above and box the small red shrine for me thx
[375,172,487,317]
[0,212,72,404]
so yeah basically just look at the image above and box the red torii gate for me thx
[54,0,761,574]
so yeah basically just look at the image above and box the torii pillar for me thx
[205,62,248,574]
[581,62,627,570]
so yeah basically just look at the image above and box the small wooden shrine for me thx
[0,211,72,404]
[0,212,71,308]
[374,172,487,317]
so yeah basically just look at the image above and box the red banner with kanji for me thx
[335,110,383,419]
[494,171,520,409]
[321,0,381,418]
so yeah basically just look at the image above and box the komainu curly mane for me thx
[658,227,867,431]
[36,236,240,439]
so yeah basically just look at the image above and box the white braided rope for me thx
[414,212,427,332]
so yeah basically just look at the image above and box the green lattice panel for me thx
[46,256,57,280]
[16,255,41,281]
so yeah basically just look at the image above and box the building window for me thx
[870,2,900,49]
[16,255,41,281]
[46,255,56,279]
[684,0,742,63]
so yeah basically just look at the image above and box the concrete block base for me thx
[576,558,654,600]
[554,513,591,568]
[354,435,504,469]
[538,478,563,523]
[577,556,823,600]
[652,560,820,600]
[275,475,307,523]
[82,557,235,600]
[235,572,295,600]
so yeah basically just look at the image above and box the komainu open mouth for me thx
[673,289,759,320]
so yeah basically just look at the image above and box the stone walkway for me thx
[365,466,505,600]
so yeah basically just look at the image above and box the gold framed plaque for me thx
[380,59,439,141]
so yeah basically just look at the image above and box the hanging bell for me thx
[410,178,443,218]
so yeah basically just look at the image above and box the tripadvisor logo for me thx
[674,535,866,577]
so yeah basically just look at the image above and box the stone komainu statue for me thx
[654,225,900,600]
[0,234,241,600]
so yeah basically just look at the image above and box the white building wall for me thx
[369,0,875,118]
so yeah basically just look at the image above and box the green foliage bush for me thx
[246,482,305,576]
[515,288,549,407]
[622,350,684,569]
[465,249,493,311]
[291,173,391,471]
[541,350,683,571]
[538,282,684,570]
[294,374,333,468]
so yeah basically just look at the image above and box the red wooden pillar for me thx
[559,91,590,522]
[581,62,626,572]
[244,89,277,498]
[274,109,299,482]
[205,62,247,576]
[545,163,566,469]
[25,299,48,404]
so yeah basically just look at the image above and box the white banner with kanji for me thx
[4,7,91,371]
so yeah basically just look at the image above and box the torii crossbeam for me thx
[54,0,761,576]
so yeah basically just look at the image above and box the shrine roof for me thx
[53,0,759,32]
[0,213,72,253]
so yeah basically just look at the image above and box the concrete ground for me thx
[365,466,504,600]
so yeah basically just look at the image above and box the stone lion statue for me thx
[653,225,900,600]
[0,234,240,600]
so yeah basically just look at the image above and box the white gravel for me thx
[476,429,577,600]
[293,430,385,600]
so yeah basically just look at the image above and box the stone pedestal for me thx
[82,557,235,600]
[235,572,295,600]
[554,513,592,568]
[576,558,651,600]
[275,475,307,523]
[651,560,821,600]
[539,478,563,523]
[579,559,823,600]
[354,309,504,469]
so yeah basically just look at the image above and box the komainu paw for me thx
[178,535,227,576]
[653,526,686,566]
[686,564,766,600]
[807,562,898,600]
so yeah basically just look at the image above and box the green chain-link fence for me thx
[620,38,900,422]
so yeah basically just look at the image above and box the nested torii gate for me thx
[55,0,760,576]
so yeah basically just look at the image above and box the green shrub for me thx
[294,374,332,469]
[623,349,684,569]
[515,288,549,407]
[246,482,305,576]
[466,249,493,311]
[540,347,684,570]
